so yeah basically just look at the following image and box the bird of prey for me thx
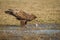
[5,9,37,26]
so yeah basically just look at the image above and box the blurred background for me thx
[0,0,60,25]
[0,0,60,40]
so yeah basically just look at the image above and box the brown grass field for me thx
[0,30,60,40]
[0,0,60,25]
[0,0,60,40]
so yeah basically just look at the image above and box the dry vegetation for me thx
[0,31,60,40]
[0,0,60,25]
[0,0,60,40]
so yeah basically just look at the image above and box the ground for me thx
[0,25,60,40]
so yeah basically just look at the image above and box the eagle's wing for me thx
[16,10,30,20]
[20,20,27,26]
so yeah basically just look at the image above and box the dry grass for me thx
[0,0,60,25]
[0,31,60,40]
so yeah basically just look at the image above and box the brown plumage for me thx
[5,9,37,26]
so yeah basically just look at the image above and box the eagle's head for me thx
[5,9,14,15]
[5,9,19,17]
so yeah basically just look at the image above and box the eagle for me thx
[5,9,37,26]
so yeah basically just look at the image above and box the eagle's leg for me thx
[20,20,27,27]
